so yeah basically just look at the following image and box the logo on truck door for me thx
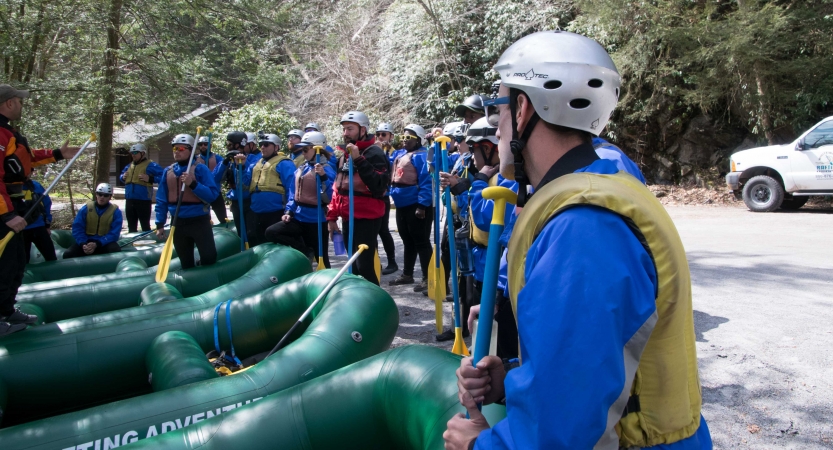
[817,152,833,180]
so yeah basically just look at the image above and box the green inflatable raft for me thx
[0,270,398,440]
[22,227,240,283]
[15,243,300,323]
[128,346,507,450]
[28,223,237,264]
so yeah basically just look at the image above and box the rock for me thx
[680,165,693,177]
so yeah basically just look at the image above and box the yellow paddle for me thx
[0,133,96,257]
[155,126,202,282]
[427,140,446,333]
[437,136,468,356]
[374,249,382,282]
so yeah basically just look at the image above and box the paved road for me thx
[670,205,833,448]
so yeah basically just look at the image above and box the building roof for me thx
[113,104,220,145]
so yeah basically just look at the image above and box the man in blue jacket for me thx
[21,180,56,262]
[213,131,258,239]
[155,134,219,269]
[64,183,123,258]
[445,31,711,450]
[247,133,296,246]
[119,143,164,232]
[388,124,432,288]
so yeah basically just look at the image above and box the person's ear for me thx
[515,93,535,134]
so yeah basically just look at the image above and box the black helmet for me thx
[454,94,487,117]
[226,131,248,146]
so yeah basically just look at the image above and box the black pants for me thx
[63,241,121,258]
[230,198,251,239]
[125,199,152,233]
[377,199,396,265]
[172,214,217,269]
[395,204,433,279]
[342,216,383,285]
[251,211,282,247]
[0,224,26,316]
[265,218,330,268]
[22,226,56,263]
[210,196,227,224]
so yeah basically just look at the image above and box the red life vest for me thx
[166,165,202,204]
[295,165,327,206]
[392,151,420,187]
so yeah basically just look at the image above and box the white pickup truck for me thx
[726,116,833,212]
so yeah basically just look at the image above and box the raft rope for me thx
[212,300,242,367]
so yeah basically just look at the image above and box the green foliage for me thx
[211,101,298,140]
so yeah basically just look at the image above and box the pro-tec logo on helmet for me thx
[513,69,549,80]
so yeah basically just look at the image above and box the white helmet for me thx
[258,133,282,146]
[245,132,257,145]
[494,30,620,135]
[376,123,393,133]
[403,124,427,146]
[466,117,498,146]
[171,134,195,148]
[95,183,113,195]
[287,129,304,139]
[304,122,320,132]
[442,121,462,137]
[340,111,370,130]
[129,143,147,154]
[299,131,327,147]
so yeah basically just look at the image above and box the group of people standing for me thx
[1,29,714,449]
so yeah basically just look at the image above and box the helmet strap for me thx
[509,88,539,207]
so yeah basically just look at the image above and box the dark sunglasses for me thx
[96,193,112,198]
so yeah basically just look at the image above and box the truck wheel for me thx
[780,196,808,210]
[742,175,784,212]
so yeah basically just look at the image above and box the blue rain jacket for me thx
[72,202,123,246]
[119,159,164,201]
[23,181,51,229]
[155,162,219,226]
[390,148,432,208]
[285,161,336,224]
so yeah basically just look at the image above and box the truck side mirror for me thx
[795,139,806,151]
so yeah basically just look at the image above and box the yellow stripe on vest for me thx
[468,174,498,246]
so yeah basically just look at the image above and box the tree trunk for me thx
[95,0,123,185]
[754,66,775,145]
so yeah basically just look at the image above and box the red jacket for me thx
[0,114,62,219]
[327,137,390,221]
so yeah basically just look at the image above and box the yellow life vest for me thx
[506,171,702,448]
[293,153,306,168]
[250,153,289,194]
[84,201,118,236]
[124,159,153,187]
[468,174,498,246]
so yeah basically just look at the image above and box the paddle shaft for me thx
[347,154,353,273]
[315,149,323,263]
[433,141,441,270]
[22,136,95,223]
[441,148,463,329]
[170,129,202,229]
[235,161,249,250]
[265,244,367,358]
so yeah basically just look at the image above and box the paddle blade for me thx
[316,256,326,271]
[452,327,470,356]
[0,231,13,258]
[155,227,176,283]
[374,250,382,282]
[433,294,443,334]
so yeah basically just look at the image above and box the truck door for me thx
[791,120,833,191]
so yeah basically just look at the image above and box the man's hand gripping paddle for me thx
[470,186,517,414]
